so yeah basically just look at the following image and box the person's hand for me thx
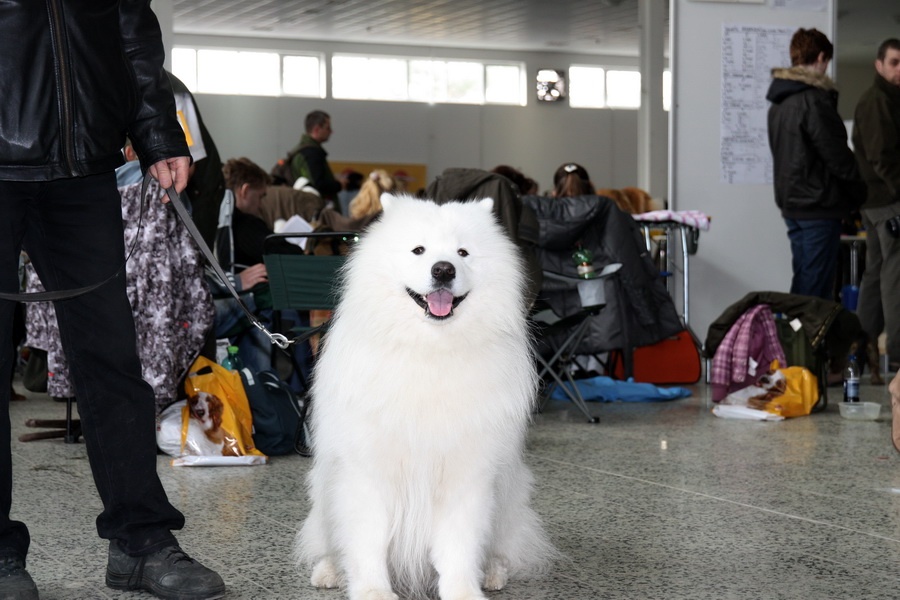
[238,263,268,290]
[149,156,191,200]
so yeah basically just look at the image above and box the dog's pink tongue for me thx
[426,289,454,316]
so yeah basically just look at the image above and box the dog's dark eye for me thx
[412,246,425,255]
[458,248,469,257]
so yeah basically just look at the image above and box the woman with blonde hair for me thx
[348,169,395,219]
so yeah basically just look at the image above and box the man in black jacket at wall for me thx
[0,2,224,599]
[766,28,864,300]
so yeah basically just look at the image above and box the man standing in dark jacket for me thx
[852,38,900,366]
[289,110,341,202]
[767,28,864,300]
[0,2,224,599]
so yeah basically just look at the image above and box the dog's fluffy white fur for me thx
[295,195,552,600]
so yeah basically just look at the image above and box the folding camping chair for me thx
[262,231,358,392]
[533,264,622,423]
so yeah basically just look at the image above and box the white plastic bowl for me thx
[838,401,881,421]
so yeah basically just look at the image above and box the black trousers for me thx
[0,172,184,560]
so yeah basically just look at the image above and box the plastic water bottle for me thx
[221,345,244,372]
[572,244,597,279]
[843,354,860,403]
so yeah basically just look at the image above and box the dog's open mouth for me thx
[407,288,467,320]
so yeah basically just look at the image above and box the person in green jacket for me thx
[852,38,900,366]
[288,110,341,202]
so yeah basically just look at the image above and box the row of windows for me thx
[171,48,671,110]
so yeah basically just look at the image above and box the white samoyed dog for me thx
[295,194,553,600]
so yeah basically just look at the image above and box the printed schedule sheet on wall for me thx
[720,23,794,185]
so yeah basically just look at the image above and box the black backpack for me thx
[239,368,311,456]
[269,148,311,187]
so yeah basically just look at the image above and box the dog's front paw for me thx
[311,557,342,588]
[482,558,509,591]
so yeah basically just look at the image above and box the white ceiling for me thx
[172,0,900,63]
[172,0,663,58]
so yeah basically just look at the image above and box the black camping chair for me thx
[532,264,623,423]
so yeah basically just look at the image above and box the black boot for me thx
[0,553,39,600]
[106,541,225,600]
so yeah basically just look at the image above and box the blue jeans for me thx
[785,218,841,300]
[0,173,184,559]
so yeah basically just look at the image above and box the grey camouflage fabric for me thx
[25,179,214,414]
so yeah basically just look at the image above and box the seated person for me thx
[259,184,325,231]
[551,162,595,197]
[336,169,363,216]
[212,158,310,387]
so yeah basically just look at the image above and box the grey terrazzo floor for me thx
[7,372,900,600]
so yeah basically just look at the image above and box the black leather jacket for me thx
[0,0,188,181]
[766,67,865,219]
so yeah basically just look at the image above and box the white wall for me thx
[671,0,835,345]
[176,34,652,195]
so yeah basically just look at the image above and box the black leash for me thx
[1,172,295,350]
[161,184,293,350]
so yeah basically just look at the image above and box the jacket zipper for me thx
[48,0,76,175]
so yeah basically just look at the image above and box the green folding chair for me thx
[263,231,358,390]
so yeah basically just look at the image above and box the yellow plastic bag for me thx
[763,362,819,418]
[180,356,266,458]
[720,360,819,418]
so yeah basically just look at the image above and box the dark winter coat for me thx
[852,74,900,209]
[0,0,188,181]
[766,67,865,219]
[705,291,861,364]
[522,194,683,355]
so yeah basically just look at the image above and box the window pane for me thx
[446,61,483,104]
[197,50,280,96]
[172,48,197,91]
[283,55,322,97]
[409,60,445,102]
[486,64,522,105]
[569,66,605,108]
[606,70,641,109]
[333,56,408,101]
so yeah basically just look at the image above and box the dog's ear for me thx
[473,197,494,213]
[381,193,402,212]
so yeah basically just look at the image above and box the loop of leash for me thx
[163,182,299,349]
[0,171,152,303]
[1,170,300,350]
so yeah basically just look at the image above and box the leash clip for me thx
[266,331,292,349]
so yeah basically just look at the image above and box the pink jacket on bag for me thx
[710,304,786,402]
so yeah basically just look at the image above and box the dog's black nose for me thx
[431,261,456,283]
